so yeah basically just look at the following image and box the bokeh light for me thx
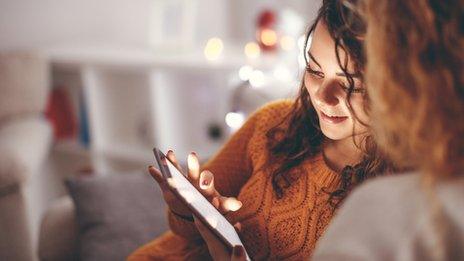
[204,37,224,61]
[260,29,277,47]
[244,42,261,59]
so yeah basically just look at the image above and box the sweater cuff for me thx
[167,208,203,241]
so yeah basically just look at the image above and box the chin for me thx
[319,124,353,141]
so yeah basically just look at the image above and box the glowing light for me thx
[204,37,224,61]
[238,65,253,81]
[273,65,292,82]
[249,70,265,88]
[244,42,260,59]
[280,35,295,51]
[225,112,245,130]
[260,29,278,47]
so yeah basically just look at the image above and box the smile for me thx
[320,111,348,124]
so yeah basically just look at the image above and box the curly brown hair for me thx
[363,0,464,178]
[359,0,463,259]
[265,0,397,201]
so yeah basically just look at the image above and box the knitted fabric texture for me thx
[128,100,342,260]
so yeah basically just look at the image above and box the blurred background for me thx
[0,0,321,260]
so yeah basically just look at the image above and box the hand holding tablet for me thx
[150,148,250,260]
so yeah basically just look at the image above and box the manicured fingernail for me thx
[225,197,242,211]
[188,153,199,171]
[199,171,213,189]
[232,245,244,257]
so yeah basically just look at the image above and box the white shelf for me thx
[44,44,290,72]
[47,44,299,174]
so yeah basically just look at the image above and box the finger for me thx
[148,166,175,196]
[233,222,242,233]
[187,152,201,181]
[193,216,210,238]
[217,196,242,214]
[199,170,219,199]
[231,245,246,261]
[148,166,165,186]
[148,167,180,207]
[166,150,184,172]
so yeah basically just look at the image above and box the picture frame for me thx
[148,0,198,51]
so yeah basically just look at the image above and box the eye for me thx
[339,82,365,94]
[305,65,324,79]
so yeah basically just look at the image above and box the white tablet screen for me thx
[164,159,250,260]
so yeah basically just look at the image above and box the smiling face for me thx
[305,21,369,141]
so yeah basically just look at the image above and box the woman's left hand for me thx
[194,216,247,261]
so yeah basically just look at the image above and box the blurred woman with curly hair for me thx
[313,0,464,260]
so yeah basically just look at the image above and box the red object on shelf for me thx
[256,9,278,52]
[258,10,276,28]
[45,87,78,140]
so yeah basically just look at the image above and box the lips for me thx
[320,111,348,124]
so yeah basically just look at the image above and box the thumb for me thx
[231,245,246,261]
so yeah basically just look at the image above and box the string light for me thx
[225,112,245,130]
[244,42,260,59]
[249,70,265,88]
[238,65,254,81]
[204,37,224,61]
[260,29,278,47]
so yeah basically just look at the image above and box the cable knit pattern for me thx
[128,99,342,261]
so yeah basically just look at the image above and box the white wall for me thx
[0,0,321,51]
[0,0,229,50]
[228,0,321,41]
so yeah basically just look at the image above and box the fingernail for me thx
[225,198,242,211]
[188,154,199,170]
[232,245,244,257]
[199,171,213,189]
[191,151,197,156]
[167,149,173,154]
[148,165,153,169]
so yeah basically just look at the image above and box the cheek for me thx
[304,74,318,97]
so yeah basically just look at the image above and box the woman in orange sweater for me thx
[129,0,394,260]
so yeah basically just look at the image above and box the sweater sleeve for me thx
[167,106,262,240]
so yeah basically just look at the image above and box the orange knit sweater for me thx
[128,100,342,260]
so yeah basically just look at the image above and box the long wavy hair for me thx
[363,0,464,178]
[265,0,396,201]
[358,0,463,259]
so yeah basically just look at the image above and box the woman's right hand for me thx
[148,150,242,219]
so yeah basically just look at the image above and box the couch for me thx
[38,171,169,261]
[0,51,53,261]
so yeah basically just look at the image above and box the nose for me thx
[313,79,342,107]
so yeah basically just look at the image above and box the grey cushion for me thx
[65,172,168,261]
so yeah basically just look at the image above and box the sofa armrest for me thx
[0,116,52,190]
[39,196,78,261]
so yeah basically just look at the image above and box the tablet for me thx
[153,148,250,260]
